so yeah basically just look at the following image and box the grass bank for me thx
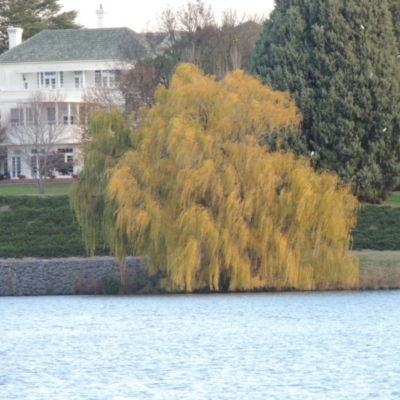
[0,183,71,196]
[351,204,400,250]
[385,191,400,207]
[1,194,400,291]
[0,195,108,258]
[355,251,400,290]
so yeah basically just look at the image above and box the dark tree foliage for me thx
[388,0,400,50]
[0,0,82,54]
[251,0,400,203]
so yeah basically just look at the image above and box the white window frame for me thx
[57,148,74,174]
[37,72,64,89]
[10,108,24,126]
[95,70,117,88]
[74,71,83,89]
[11,156,21,178]
[47,107,56,125]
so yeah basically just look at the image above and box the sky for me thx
[59,0,275,32]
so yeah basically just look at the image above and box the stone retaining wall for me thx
[0,257,144,296]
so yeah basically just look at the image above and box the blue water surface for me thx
[0,291,399,399]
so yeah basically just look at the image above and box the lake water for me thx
[0,291,399,399]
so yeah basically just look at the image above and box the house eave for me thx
[13,62,125,74]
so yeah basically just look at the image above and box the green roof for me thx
[0,28,152,64]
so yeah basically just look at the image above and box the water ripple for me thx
[0,291,399,399]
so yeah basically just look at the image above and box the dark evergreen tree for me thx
[251,0,400,203]
[388,0,400,50]
[0,0,82,54]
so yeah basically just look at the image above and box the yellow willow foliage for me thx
[69,109,133,263]
[72,63,359,292]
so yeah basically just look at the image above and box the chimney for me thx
[7,27,23,49]
[96,4,105,28]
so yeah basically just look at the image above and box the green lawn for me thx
[0,183,71,196]
[386,191,400,207]
[354,250,400,289]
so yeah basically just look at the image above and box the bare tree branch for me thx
[155,1,263,81]
[4,91,80,193]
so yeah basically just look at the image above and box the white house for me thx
[0,9,154,179]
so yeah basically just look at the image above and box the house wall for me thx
[0,60,113,103]
[0,59,119,177]
[0,59,119,119]
[6,143,82,178]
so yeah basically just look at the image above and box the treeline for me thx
[99,0,400,204]
[98,1,265,115]
[3,1,399,203]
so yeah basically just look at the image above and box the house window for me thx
[26,108,33,125]
[3,156,8,176]
[74,71,83,88]
[103,70,115,87]
[30,155,38,176]
[63,116,75,125]
[74,77,82,89]
[47,107,56,125]
[11,156,21,178]
[10,108,24,126]
[67,155,74,174]
[37,72,63,89]
[30,149,46,177]
[95,70,101,86]
[57,149,74,174]
[11,108,33,126]
[45,72,56,89]
[95,70,117,88]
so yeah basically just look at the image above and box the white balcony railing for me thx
[2,83,118,92]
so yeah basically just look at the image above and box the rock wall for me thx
[0,257,145,296]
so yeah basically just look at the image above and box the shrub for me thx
[351,205,400,250]
[101,276,120,295]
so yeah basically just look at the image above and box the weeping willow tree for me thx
[69,109,132,258]
[71,63,359,292]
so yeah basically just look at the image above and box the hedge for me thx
[351,205,400,250]
[0,196,399,258]
[0,195,109,258]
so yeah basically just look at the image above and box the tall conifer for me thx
[388,0,400,50]
[0,0,81,54]
[251,0,400,202]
